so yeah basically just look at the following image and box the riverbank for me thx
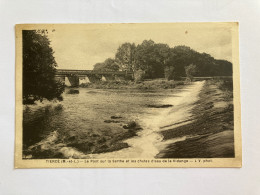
[157,79,234,158]
[78,79,185,90]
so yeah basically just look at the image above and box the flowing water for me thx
[23,81,204,159]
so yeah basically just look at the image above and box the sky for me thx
[47,23,233,70]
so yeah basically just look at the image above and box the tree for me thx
[133,40,170,79]
[165,46,233,79]
[133,40,156,74]
[115,43,136,71]
[185,64,197,81]
[93,58,120,71]
[164,66,175,80]
[214,59,233,76]
[169,46,195,78]
[23,30,65,104]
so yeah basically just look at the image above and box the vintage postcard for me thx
[15,23,241,168]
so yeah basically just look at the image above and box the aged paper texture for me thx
[15,23,241,168]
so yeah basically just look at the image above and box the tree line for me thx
[93,40,232,80]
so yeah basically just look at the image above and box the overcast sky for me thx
[48,23,232,70]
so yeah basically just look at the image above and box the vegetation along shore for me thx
[157,79,234,158]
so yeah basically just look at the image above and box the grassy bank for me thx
[78,79,185,90]
[157,79,234,158]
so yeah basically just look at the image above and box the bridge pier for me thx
[65,76,79,87]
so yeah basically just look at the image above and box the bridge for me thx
[55,69,133,86]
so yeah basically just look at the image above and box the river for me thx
[23,81,204,159]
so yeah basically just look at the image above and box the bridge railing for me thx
[55,69,133,76]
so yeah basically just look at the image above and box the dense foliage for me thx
[23,30,65,104]
[93,58,120,71]
[115,43,136,72]
[94,39,232,80]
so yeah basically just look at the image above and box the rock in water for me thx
[146,104,173,108]
[111,116,123,119]
[67,89,79,94]
[104,120,120,123]
[123,121,137,129]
